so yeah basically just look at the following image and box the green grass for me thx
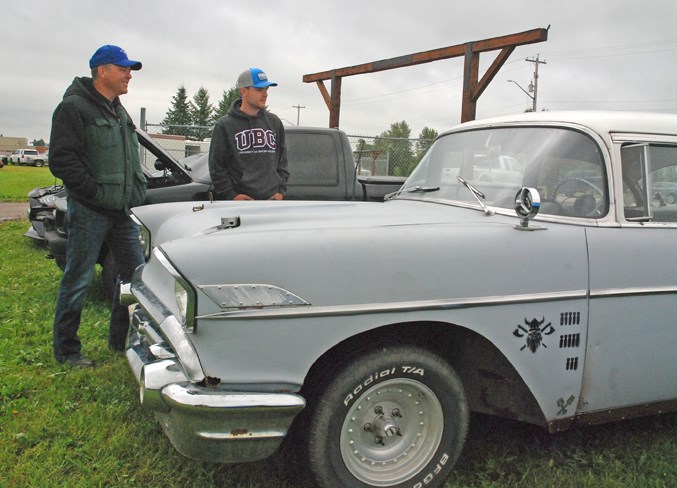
[0,220,675,488]
[0,165,61,202]
[0,159,675,487]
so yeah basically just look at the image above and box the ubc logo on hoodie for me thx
[234,128,277,154]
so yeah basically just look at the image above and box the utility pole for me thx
[525,54,546,112]
[292,104,306,126]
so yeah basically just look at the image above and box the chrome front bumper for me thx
[125,304,305,463]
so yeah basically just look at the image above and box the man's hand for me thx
[269,192,284,200]
[233,194,254,201]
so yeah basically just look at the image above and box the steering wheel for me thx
[552,176,606,217]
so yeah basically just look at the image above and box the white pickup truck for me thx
[473,153,522,183]
[10,148,47,167]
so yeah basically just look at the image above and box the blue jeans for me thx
[53,198,144,361]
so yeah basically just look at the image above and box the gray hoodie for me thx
[208,99,289,200]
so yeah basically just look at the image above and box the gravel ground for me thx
[0,202,28,222]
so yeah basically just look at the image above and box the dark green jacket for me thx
[49,77,146,213]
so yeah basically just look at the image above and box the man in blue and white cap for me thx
[48,44,145,367]
[209,68,289,201]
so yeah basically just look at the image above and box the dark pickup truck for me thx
[27,126,404,296]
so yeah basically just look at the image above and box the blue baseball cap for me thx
[237,68,277,89]
[89,45,142,70]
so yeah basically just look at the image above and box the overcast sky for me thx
[4,0,677,143]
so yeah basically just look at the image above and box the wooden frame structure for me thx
[303,28,549,128]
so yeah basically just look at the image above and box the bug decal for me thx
[513,317,555,353]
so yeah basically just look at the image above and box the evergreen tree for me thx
[415,127,438,163]
[161,85,193,136]
[376,121,414,176]
[190,86,214,140]
[214,86,240,121]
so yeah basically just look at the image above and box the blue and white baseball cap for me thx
[89,45,142,70]
[237,68,277,89]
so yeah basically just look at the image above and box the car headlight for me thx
[153,248,196,333]
[139,224,151,259]
[132,215,151,259]
[175,280,189,327]
[173,273,196,333]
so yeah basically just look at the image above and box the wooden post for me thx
[329,72,342,129]
[303,28,548,127]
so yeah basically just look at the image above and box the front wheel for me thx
[307,345,469,488]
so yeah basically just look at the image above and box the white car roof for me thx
[444,111,677,138]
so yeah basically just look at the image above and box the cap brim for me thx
[251,81,277,88]
[115,60,143,70]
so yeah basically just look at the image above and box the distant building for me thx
[146,133,210,162]
[0,136,29,157]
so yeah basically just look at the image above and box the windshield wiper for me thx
[385,185,440,201]
[456,176,494,216]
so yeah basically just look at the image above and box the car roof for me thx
[443,111,677,138]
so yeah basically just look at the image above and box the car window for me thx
[404,126,608,218]
[621,143,677,222]
[286,132,340,187]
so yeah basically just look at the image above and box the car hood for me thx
[27,184,66,200]
[138,197,588,321]
[133,198,517,250]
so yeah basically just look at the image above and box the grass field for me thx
[0,165,61,202]
[0,170,675,487]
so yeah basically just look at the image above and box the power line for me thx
[543,38,677,58]
[341,37,677,106]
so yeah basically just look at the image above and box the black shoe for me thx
[58,354,95,368]
[108,343,125,352]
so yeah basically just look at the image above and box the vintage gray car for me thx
[122,111,677,488]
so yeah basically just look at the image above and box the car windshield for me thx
[184,153,210,182]
[399,126,609,218]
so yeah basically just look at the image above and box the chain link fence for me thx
[142,123,434,177]
[345,135,433,177]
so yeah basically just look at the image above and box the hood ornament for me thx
[514,187,545,231]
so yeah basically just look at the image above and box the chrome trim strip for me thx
[131,268,174,327]
[198,289,588,320]
[197,430,287,440]
[130,286,204,383]
[197,285,677,321]
[590,285,677,298]
[158,315,205,383]
[162,383,306,409]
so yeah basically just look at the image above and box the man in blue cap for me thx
[209,68,289,201]
[48,45,146,367]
